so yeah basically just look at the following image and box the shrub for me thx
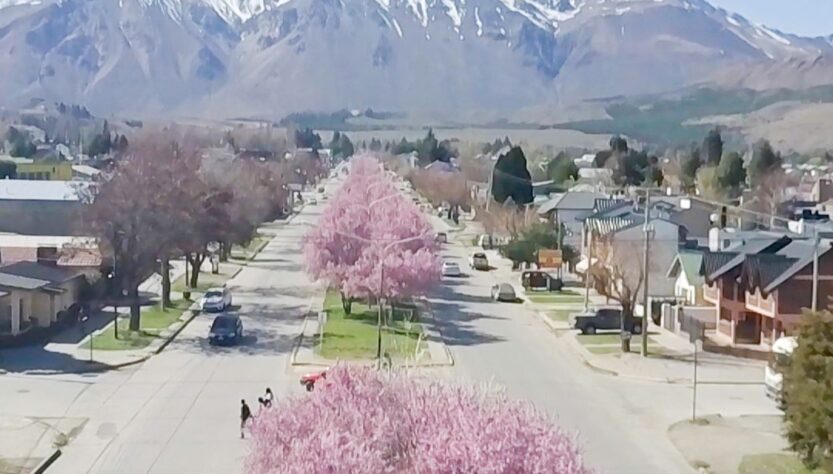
[246,365,588,474]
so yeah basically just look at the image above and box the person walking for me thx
[240,399,252,439]
[264,388,273,407]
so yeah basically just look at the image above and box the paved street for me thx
[429,233,780,474]
[41,198,329,473]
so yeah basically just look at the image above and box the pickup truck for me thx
[570,308,643,335]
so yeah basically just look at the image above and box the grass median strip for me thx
[317,290,427,361]
[83,299,195,351]
[739,453,823,474]
[172,269,234,294]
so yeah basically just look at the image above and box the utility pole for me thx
[641,190,651,357]
[376,264,384,368]
[584,223,592,311]
[812,226,820,312]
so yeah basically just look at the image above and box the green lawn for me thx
[527,291,586,305]
[172,271,232,293]
[577,333,627,345]
[317,290,426,361]
[739,453,824,474]
[231,236,269,260]
[547,309,575,322]
[83,299,195,351]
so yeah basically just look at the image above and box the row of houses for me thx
[533,187,832,354]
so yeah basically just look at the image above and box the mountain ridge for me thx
[0,0,830,120]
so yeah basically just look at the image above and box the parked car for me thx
[441,261,462,277]
[300,370,328,391]
[208,314,243,345]
[491,283,517,302]
[570,308,642,335]
[201,286,232,312]
[469,252,490,271]
[435,232,448,243]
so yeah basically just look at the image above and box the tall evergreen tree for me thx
[703,128,723,166]
[491,146,533,206]
[748,139,782,185]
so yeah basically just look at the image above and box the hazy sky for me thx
[709,0,832,37]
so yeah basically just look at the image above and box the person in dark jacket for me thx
[240,399,252,439]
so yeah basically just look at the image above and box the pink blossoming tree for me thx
[304,155,440,312]
[245,364,589,474]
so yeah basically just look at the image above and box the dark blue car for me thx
[209,315,243,346]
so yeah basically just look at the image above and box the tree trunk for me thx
[160,258,171,307]
[188,253,205,289]
[340,291,353,315]
[128,284,141,332]
[220,242,230,262]
[621,302,632,353]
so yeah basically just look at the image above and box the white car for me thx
[441,261,462,277]
[201,286,232,312]
[491,283,517,302]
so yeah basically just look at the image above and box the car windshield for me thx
[211,318,236,330]
[205,291,223,298]
[473,253,486,259]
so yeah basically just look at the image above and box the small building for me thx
[667,250,705,305]
[0,261,86,338]
[0,180,90,235]
[16,161,74,181]
[71,165,101,181]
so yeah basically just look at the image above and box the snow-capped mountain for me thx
[0,0,829,119]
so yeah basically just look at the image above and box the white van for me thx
[765,336,798,402]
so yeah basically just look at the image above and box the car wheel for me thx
[305,382,314,392]
[585,325,596,335]
[632,324,642,335]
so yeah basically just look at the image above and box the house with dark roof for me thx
[0,261,86,338]
[699,235,832,346]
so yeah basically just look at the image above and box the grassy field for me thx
[318,290,426,361]
[83,299,195,351]
[739,453,823,474]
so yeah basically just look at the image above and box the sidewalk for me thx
[562,327,767,384]
[668,414,796,474]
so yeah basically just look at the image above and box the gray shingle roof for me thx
[0,261,83,285]
[537,191,606,215]
[0,273,50,290]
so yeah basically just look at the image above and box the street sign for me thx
[538,249,562,269]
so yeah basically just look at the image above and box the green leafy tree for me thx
[491,146,533,206]
[748,139,783,185]
[717,151,746,196]
[546,153,578,185]
[784,310,833,472]
[501,222,577,269]
[681,150,702,190]
[645,155,664,186]
[703,128,723,166]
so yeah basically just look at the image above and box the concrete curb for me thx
[414,299,454,367]
[33,448,61,474]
